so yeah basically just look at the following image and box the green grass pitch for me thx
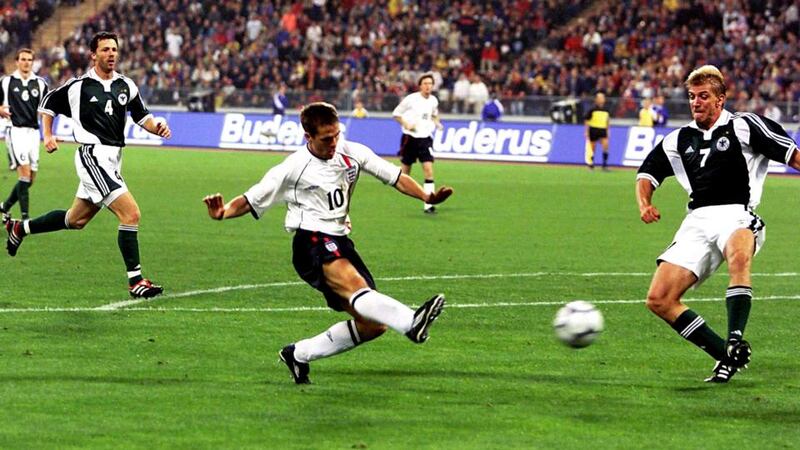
[0,144,798,449]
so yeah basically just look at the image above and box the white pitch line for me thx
[1,294,799,313]
[93,271,800,311]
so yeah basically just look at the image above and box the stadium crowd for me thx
[14,0,800,119]
[0,0,61,57]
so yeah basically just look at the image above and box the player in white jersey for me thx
[393,73,444,213]
[203,102,453,384]
[636,66,800,383]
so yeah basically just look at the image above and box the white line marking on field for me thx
[93,271,800,311]
[1,294,798,314]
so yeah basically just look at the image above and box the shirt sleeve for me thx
[39,80,72,117]
[242,158,291,219]
[0,77,6,105]
[636,140,673,188]
[741,113,797,164]
[348,141,402,185]
[125,78,152,125]
[37,79,49,108]
[392,95,410,117]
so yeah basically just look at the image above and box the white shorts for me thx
[658,204,766,285]
[6,127,41,171]
[74,144,128,206]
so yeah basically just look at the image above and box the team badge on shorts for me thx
[715,136,730,151]
[325,240,339,253]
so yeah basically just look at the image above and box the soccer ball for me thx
[553,301,604,348]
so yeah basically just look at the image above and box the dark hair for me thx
[300,102,339,136]
[16,48,34,60]
[417,73,434,86]
[90,31,119,53]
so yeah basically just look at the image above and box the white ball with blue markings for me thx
[553,301,604,348]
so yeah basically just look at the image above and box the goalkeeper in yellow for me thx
[584,92,610,170]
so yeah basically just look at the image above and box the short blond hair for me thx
[685,65,726,97]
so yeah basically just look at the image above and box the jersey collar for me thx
[87,67,122,83]
[688,109,732,136]
[11,70,32,81]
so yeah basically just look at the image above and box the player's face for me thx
[306,123,340,160]
[16,52,33,75]
[688,83,724,129]
[93,39,118,74]
[419,78,434,96]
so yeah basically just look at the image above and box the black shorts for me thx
[292,229,377,311]
[588,127,608,141]
[398,134,434,165]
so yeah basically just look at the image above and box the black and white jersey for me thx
[0,71,48,129]
[244,139,402,236]
[637,109,797,209]
[38,68,152,147]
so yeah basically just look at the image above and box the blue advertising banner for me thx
[45,111,800,174]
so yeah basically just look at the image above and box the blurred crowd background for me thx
[3,0,800,122]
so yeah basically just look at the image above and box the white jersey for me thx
[244,139,402,235]
[392,92,439,138]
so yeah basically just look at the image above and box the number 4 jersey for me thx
[637,109,797,210]
[244,139,402,235]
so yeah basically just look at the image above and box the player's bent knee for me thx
[726,250,752,274]
[645,291,675,317]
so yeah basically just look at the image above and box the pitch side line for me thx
[1,294,799,313]
[95,271,800,311]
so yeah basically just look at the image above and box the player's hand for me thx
[639,204,661,224]
[154,120,171,139]
[203,193,225,220]
[427,186,453,205]
[44,135,59,153]
[0,106,11,119]
[436,122,444,131]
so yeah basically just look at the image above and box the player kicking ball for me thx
[203,102,453,384]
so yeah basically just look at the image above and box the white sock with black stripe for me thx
[350,288,414,334]
[423,180,435,210]
[293,320,361,363]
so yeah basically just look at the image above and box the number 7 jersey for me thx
[637,109,797,210]
[244,139,402,235]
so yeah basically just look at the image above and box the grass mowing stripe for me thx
[2,293,798,313]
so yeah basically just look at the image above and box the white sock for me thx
[423,180,435,210]
[293,320,361,363]
[350,288,414,334]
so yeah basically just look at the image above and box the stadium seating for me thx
[20,0,800,120]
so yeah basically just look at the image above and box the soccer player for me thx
[393,73,444,213]
[584,92,610,170]
[0,48,48,223]
[203,102,453,384]
[4,31,172,299]
[636,65,800,383]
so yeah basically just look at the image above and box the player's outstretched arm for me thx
[41,113,59,153]
[203,194,251,220]
[394,174,453,205]
[142,117,172,139]
[788,147,800,172]
[636,178,660,224]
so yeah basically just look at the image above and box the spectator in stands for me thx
[467,74,489,115]
[273,84,288,116]
[652,94,669,126]
[639,98,655,127]
[352,100,368,118]
[451,73,470,114]
[481,94,504,122]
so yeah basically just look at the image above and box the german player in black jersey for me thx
[0,48,48,222]
[4,32,172,299]
[636,65,800,383]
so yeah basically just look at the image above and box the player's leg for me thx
[584,138,595,169]
[422,161,435,213]
[721,228,756,367]
[14,164,32,220]
[1,129,23,218]
[107,191,162,298]
[600,136,610,170]
[646,262,726,362]
[5,194,97,256]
